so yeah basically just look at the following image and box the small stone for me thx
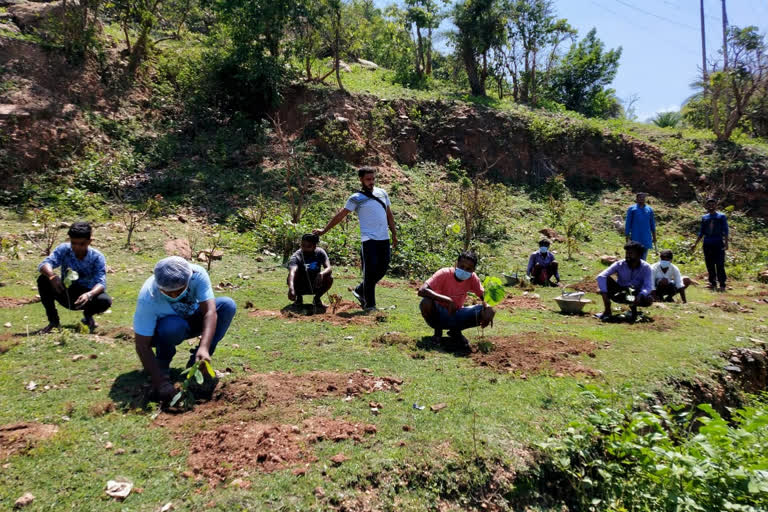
[115,448,126,455]
[402,425,412,432]
[105,442,114,450]
[159,503,174,512]
[14,493,35,509]
[430,403,448,412]
[3,322,11,328]
[330,453,348,466]
[314,487,325,498]
[72,354,85,361]
[724,365,742,373]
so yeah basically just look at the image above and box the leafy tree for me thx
[502,0,575,105]
[708,26,768,141]
[453,0,506,97]
[544,28,622,118]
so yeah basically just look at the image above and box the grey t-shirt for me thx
[288,248,329,274]
[343,187,391,242]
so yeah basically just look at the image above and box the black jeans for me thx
[703,242,726,287]
[37,274,112,325]
[355,239,391,308]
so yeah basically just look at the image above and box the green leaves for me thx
[174,360,215,410]
[62,269,79,288]
[482,276,505,306]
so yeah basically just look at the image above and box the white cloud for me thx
[638,104,681,123]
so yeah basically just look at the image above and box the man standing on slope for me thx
[314,167,397,310]
[625,192,656,261]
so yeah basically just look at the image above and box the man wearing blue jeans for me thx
[691,197,729,291]
[132,256,236,401]
[418,251,495,352]
[314,167,398,310]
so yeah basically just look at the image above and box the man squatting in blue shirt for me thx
[596,241,654,322]
[36,221,112,334]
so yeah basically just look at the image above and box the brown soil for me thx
[711,300,754,314]
[155,370,399,483]
[470,333,600,377]
[187,417,376,484]
[0,296,40,308]
[497,294,549,311]
[0,422,59,460]
[248,300,382,326]
[569,278,600,294]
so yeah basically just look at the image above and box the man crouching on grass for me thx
[418,251,495,353]
[132,256,236,402]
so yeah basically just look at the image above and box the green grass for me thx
[2,177,768,510]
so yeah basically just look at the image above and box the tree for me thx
[708,26,768,141]
[405,0,442,78]
[502,0,575,105]
[453,0,506,97]
[544,28,622,118]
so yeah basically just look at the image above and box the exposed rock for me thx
[758,269,768,284]
[7,0,63,31]
[164,239,192,260]
[13,493,34,509]
[357,58,378,70]
[600,255,619,265]
[539,228,565,242]
[326,60,351,72]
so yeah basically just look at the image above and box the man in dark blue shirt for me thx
[692,198,729,291]
[287,233,333,308]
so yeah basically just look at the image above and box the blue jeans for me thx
[151,297,236,370]
[421,299,484,333]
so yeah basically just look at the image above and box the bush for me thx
[536,386,768,512]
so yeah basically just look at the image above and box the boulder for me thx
[7,0,63,31]
[758,269,768,284]
[164,239,192,260]
[538,228,565,242]
[326,60,352,72]
[357,58,378,70]
[600,255,619,265]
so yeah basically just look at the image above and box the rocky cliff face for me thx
[277,86,768,216]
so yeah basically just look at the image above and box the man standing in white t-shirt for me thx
[314,167,398,310]
[651,249,690,303]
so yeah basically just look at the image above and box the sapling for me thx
[327,293,343,314]
[170,360,215,410]
[478,276,505,344]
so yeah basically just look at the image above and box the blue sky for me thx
[373,0,768,121]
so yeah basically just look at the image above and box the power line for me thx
[589,0,700,56]
[614,0,699,31]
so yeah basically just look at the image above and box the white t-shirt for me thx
[133,264,215,336]
[344,187,391,242]
[651,262,683,289]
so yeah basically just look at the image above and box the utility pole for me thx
[721,0,729,70]
[700,0,707,83]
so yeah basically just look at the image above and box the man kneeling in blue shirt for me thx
[132,256,236,401]
[596,241,654,322]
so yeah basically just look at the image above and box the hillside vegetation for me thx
[2,0,768,510]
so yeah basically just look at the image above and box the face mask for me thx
[539,246,549,254]
[659,260,671,269]
[160,287,188,303]
[454,268,472,281]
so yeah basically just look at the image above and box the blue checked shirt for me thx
[38,243,108,290]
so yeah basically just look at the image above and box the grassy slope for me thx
[2,62,768,510]
[2,176,768,510]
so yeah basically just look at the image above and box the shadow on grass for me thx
[109,367,188,411]
[415,335,470,358]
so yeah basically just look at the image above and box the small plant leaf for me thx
[483,276,506,307]
[194,369,204,385]
[203,360,215,378]
[169,392,182,407]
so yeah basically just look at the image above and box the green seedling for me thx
[327,293,343,314]
[62,269,79,288]
[476,339,495,354]
[482,276,506,307]
[170,360,215,410]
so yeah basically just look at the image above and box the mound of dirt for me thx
[497,294,549,311]
[155,370,403,430]
[0,422,59,460]
[188,417,376,483]
[569,278,600,294]
[248,301,384,326]
[470,333,599,377]
[0,296,40,308]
